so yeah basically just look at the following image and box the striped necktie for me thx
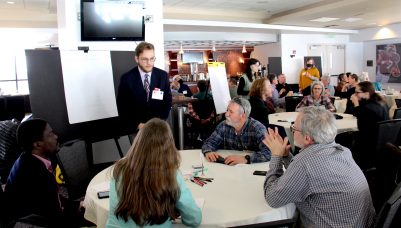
[144,74,150,101]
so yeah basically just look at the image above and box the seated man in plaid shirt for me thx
[201,97,271,165]
[263,106,375,227]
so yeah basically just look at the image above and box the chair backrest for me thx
[376,119,401,154]
[0,119,21,183]
[4,96,26,122]
[56,139,92,201]
[395,99,401,109]
[393,108,401,119]
[265,124,287,139]
[191,98,215,120]
[285,96,303,112]
[335,130,358,150]
[375,182,401,228]
[373,143,401,211]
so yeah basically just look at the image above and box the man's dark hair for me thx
[135,42,154,57]
[17,119,47,153]
[267,73,277,84]
[197,80,208,92]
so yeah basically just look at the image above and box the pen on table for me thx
[277,120,288,122]
[191,177,204,186]
[196,177,213,182]
[194,177,207,184]
[190,179,203,187]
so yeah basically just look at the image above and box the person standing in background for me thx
[237,58,261,99]
[299,58,320,96]
[117,42,172,135]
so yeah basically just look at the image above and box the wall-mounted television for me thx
[182,52,204,64]
[81,0,145,41]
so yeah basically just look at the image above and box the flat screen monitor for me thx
[182,52,204,64]
[81,0,145,41]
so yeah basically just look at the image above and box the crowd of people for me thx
[0,42,393,227]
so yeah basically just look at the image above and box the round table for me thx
[382,93,401,119]
[268,112,358,149]
[83,150,296,227]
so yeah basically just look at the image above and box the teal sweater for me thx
[106,172,202,227]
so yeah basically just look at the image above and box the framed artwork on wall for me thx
[376,43,401,83]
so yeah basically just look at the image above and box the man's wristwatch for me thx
[244,155,251,164]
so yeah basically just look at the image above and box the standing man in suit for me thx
[117,42,172,134]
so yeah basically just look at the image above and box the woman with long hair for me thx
[296,81,336,112]
[350,81,389,169]
[249,78,274,125]
[106,118,202,227]
[237,58,261,98]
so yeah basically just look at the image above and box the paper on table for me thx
[92,181,110,192]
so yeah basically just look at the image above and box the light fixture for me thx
[178,42,184,54]
[242,44,247,53]
[212,42,216,52]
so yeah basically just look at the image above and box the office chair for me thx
[56,139,92,201]
[285,96,303,112]
[393,108,401,119]
[372,143,401,212]
[395,99,401,109]
[375,181,401,228]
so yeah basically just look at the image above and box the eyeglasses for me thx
[290,122,302,133]
[139,57,156,63]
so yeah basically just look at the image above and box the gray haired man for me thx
[263,106,375,227]
[202,97,271,165]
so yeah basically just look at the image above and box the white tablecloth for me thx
[84,150,296,227]
[268,112,358,149]
[382,93,401,119]
[334,97,347,113]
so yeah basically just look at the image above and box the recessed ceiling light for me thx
[343,18,362,22]
[310,17,340,23]
[367,22,377,26]
[7,1,15,4]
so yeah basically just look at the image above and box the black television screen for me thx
[81,0,145,41]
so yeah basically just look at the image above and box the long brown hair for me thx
[358,81,386,105]
[113,118,181,226]
[249,78,268,98]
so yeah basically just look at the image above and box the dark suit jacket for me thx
[117,66,172,133]
[5,152,63,225]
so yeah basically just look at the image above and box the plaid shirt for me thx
[201,118,271,163]
[295,95,336,112]
[264,142,375,228]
